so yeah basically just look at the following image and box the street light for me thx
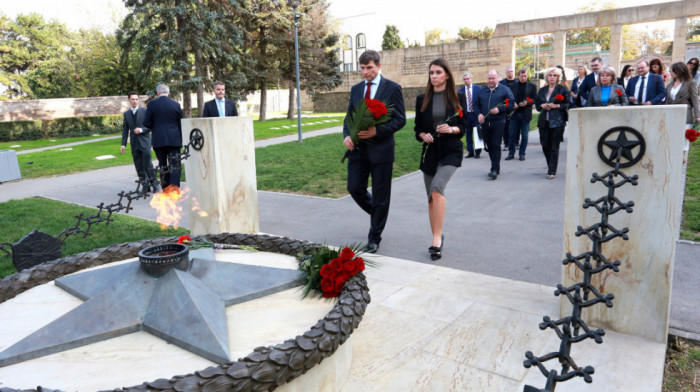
[290,0,303,142]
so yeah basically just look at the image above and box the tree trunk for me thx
[196,47,204,117]
[287,80,294,119]
[259,80,267,121]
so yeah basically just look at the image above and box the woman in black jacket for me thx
[414,58,466,260]
[536,67,571,179]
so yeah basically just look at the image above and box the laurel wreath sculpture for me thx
[0,233,371,392]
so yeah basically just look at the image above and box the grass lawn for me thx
[0,133,121,152]
[0,198,188,278]
[255,118,422,197]
[681,142,700,241]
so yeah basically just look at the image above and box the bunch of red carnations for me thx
[318,247,366,298]
[297,245,370,299]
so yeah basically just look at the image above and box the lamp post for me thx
[291,0,303,142]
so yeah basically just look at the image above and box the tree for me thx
[382,25,404,50]
[425,28,447,46]
[118,0,251,117]
[457,26,494,41]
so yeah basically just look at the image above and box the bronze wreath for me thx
[0,233,371,392]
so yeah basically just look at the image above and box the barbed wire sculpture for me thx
[0,129,203,272]
[523,127,643,392]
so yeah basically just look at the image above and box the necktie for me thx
[217,100,224,117]
[467,86,473,111]
[637,76,646,104]
[364,82,373,99]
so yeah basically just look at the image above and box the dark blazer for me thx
[536,84,571,129]
[458,84,482,128]
[474,84,514,122]
[577,73,597,101]
[508,81,537,122]
[625,73,666,105]
[144,95,184,148]
[202,99,238,117]
[666,81,700,124]
[585,84,629,107]
[121,107,151,151]
[570,75,587,107]
[342,76,406,164]
[414,93,466,175]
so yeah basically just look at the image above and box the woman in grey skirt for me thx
[414,58,466,260]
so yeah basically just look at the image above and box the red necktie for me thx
[467,86,473,111]
[364,82,373,99]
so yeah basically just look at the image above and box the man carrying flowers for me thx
[342,50,406,254]
[476,69,515,180]
[505,69,537,162]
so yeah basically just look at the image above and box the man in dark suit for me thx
[577,56,603,105]
[626,60,666,105]
[144,83,184,191]
[505,69,537,161]
[499,66,518,150]
[458,72,482,158]
[120,91,156,193]
[202,81,239,117]
[342,50,406,253]
[476,69,514,180]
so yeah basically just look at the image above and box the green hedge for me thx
[0,115,123,142]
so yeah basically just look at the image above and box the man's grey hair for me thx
[462,72,473,78]
[156,83,170,95]
[213,81,225,89]
[505,65,514,71]
[487,69,500,76]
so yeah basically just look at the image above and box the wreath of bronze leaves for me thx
[0,233,371,392]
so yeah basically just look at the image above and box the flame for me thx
[149,186,209,229]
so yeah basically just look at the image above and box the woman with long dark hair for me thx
[617,64,633,89]
[666,62,700,163]
[535,67,571,179]
[687,58,700,88]
[414,58,466,260]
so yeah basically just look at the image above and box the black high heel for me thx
[428,234,444,261]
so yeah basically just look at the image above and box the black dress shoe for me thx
[519,156,525,161]
[429,235,444,261]
[505,155,514,160]
[465,153,475,159]
[364,243,379,254]
[488,171,498,180]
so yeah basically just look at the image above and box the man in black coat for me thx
[120,91,156,192]
[144,83,183,190]
[476,69,514,180]
[201,81,239,117]
[505,69,537,161]
[342,50,406,253]
[499,66,518,150]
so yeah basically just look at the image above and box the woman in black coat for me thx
[414,58,466,260]
[536,67,571,179]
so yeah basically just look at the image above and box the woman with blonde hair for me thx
[414,58,466,260]
[535,67,571,179]
[586,66,628,107]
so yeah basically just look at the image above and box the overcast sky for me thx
[2,0,675,44]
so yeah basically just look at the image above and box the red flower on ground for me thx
[320,278,335,293]
[353,257,366,274]
[177,235,192,244]
[339,247,355,262]
[330,258,344,272]
[320,264,335,279]
[615,90,622,97]
[554,94,564,102]
[365,98,388,119]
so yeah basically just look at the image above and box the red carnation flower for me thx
[365,98,388,119]
[615,90,622,97]
[320,278,335,294]
[687,129,699,142]
[526,97,533,103]
[504,99,510,108]
[457,109,464,118]
[343,259,357,273]
[334,276,347,292]
[320,264,335,279]
[339,247,355,262]
[177,235,192,244]
[330,258,344,272]
[353,257,366,274]
[554,94,564,102]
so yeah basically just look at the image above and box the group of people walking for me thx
[342,50,699,261]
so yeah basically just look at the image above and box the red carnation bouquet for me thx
[554,94,565,103]
[343,98,394,162]
[297,245,374,299]
[686,127,700,143]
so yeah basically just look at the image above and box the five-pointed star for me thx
[603,130,641,163]
[0,249,300,367]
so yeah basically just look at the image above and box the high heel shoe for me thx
[428,234,444,261]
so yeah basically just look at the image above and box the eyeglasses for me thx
[689,62,699,66]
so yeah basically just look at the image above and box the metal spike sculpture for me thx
[523,126,643,392]
[0,129,204,272]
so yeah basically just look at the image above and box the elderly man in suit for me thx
[144,83,184,191]
[202,81,238,117]
[458,72,482,158]
[577,56,604,105]
[626,60,666,105]
[342,50,406,253]
[120,91,156,193]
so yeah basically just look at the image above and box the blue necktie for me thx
[217,100,224,117]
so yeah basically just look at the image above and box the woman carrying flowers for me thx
[585,66,628,108]
[536,67,572,180]
[665,61,700,164]
[414,58,466,260]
